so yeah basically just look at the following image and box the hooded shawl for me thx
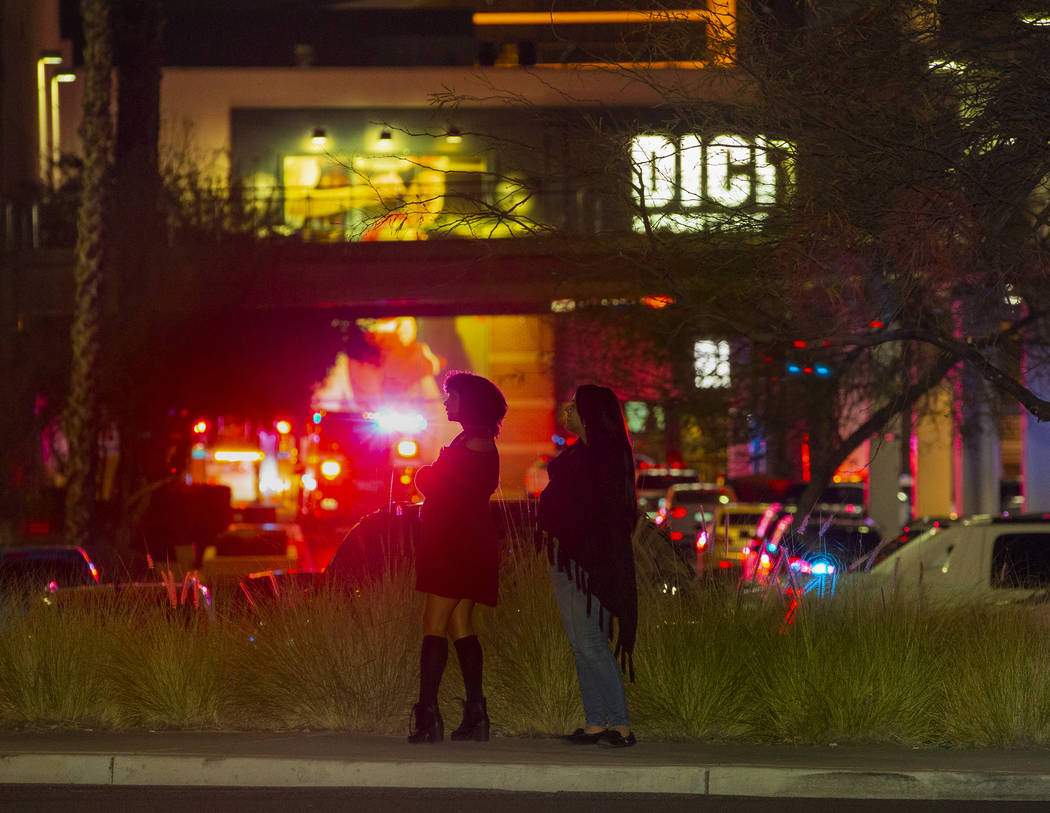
[538,441,638,679]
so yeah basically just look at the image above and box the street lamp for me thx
[50,72,76,188]
[36,50,64,185]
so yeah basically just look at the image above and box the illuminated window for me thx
[694,339,730,389]
[280,152,531,242]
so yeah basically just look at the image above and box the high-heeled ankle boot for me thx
[450,697,490,742]
[408,701,443,743]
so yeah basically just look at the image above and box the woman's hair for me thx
[444,371,508,435]
[573,384,637,516]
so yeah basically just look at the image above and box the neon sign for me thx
[631,134,790,232]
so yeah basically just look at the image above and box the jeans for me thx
[551,564,630,729]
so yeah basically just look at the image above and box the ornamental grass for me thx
[0,533,1049,748]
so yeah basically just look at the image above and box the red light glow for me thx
[192,420,208,434]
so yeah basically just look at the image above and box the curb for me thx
[2,754,1050,800]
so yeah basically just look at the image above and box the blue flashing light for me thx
[766,542,778,553]
[812,562,835,575]
[814,364,831,376]
[786,363,802,375]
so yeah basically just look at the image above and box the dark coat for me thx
[414,432,501,606]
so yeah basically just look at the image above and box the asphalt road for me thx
[3,787,1050,813]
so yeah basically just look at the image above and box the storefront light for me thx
[374,129,395,152]
[311,127,328,150]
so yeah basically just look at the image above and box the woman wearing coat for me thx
[408,371,508,744]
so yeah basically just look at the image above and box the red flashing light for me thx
[792,340,806,348]
[670,531,683,541]
[870,320,884,329]
[671,506,687,519]
[718,560,732,569]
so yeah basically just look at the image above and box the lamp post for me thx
[50,72,77,188]
[36,50,64,185]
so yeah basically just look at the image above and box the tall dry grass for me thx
[1,532,1050,747]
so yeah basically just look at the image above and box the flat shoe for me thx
[599,730,637,748]
[562,728,606,744]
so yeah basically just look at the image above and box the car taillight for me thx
[671,506,687,519]
[320,460,341,479]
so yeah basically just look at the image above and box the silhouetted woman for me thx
[408,371,508,744]
[538,385,638,747]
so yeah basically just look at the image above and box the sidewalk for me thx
[1,731,1050,800]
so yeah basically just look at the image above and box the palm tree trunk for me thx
[64,0,113,547]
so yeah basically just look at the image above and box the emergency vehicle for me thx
[298,406,432,526]
[186,416,300,514]
[185,406,434,528]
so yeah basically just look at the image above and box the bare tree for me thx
[428,1,1050,519]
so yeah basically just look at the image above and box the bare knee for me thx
[422,594,458,637]
[448,600,476,640]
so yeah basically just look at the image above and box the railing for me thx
[5,182,613,251]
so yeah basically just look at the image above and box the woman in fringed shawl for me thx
[538,384,638,748]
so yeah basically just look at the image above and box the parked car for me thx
[0,545,211,615]
[240,499,543,606]
[654,483,736,549]
[635,467,700,518]
[201,522,311,581]
[844,514,1050,604]
[0,545,99,590]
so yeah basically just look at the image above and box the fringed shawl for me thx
[538,442,638,680]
